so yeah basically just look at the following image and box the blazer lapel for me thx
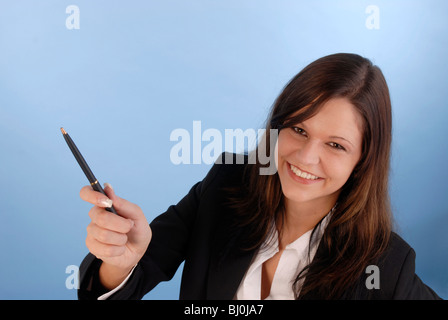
[206,243,256,299]
[205,210,257,300]
[204,160,257,299]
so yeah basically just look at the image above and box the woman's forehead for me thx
[295,98,364,144]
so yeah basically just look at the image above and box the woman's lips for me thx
[287,162,323,185]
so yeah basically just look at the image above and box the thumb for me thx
[103,182,117,201]
[103,183,144,221]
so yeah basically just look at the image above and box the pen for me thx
[60,127,118,215]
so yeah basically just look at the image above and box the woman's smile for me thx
[287,162,323,184]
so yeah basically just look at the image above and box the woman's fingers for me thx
[80,185,113,208]
[85,232,126,259]
[86,222,128,246]
[80,183,152,271]
[80,184,144,222]
[88,205,134,234]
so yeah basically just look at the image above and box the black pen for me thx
[60,127,118,215]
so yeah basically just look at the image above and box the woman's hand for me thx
[80,183,152,289]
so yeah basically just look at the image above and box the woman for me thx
[78,53,441,299]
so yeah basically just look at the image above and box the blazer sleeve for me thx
[392,247,441,300]
[78,155,226,300]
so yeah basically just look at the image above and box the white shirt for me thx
[234,213,331,300]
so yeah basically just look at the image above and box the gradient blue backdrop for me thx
[0,0,446,299]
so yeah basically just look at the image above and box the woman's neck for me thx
[278,197,336,249]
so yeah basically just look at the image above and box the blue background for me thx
[0,0,447,299]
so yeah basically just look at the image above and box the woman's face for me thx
[275,97,363,213]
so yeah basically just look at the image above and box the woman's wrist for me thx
[98,262,135,290]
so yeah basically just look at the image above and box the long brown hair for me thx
[228,53,393,299]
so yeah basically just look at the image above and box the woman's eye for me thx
[329,142,346,151]
[292,127,307,136]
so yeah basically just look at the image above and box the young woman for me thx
[78,53,441,299]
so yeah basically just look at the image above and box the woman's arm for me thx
[392,247,441,300]
[78,154,227,299]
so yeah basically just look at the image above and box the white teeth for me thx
[290,164,320,180]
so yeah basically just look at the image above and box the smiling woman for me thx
[229,53,439,299]
[78,53,441,300]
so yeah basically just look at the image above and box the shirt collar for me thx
[260,204,335,256]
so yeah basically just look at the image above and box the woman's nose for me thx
[296,139,320,166]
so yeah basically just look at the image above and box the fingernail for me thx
[104,182,113,191]
[128,219,135,229]
[98,198,113,208]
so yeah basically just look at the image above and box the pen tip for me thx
[60,127,67,135]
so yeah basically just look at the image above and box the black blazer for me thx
[78,153,441,300]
